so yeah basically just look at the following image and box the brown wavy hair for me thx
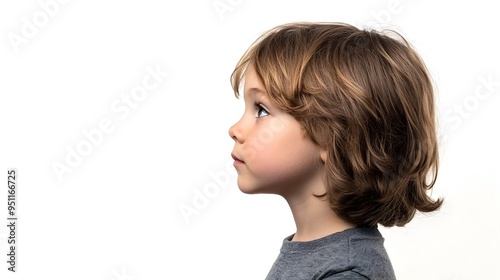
[230,22,443,227]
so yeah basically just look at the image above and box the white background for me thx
[1,0,499,279]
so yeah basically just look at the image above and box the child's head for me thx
[229,22,442,227]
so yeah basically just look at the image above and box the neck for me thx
[284,185,355,242]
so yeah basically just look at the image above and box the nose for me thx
[228,118,244,143]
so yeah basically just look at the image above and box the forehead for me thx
[245,87,265,98]
[243,66,267,99]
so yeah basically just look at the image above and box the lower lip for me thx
[233,159,245,166]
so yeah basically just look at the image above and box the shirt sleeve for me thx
[322,270,370,280]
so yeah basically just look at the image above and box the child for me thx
[228,22,443,280]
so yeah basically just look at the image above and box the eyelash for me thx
[254,103,269,118]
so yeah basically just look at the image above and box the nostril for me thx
[230,132,239,142]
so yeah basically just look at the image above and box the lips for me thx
[231,153,245,164]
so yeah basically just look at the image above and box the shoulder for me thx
[265,227,396,280]
[346,227,393,270]
[321,227,396,280]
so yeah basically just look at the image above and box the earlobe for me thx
[320,149,327,163]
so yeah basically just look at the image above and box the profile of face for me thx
[228,66,325,196]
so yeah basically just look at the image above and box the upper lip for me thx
[231,153,244,163]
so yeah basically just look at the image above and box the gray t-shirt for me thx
[265,227,396,280]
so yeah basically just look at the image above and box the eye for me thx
[255,103,269,118]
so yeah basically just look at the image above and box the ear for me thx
[320,148,327,163]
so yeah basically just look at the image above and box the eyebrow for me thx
[246,87,266,97]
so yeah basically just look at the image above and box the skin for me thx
[228,66,354,241]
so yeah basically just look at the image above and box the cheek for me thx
[245,127,289,163]
[242,127,280,161]
[246,127,320,179]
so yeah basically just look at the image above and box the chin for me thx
[237,183,260,194]
[236,178,268,194]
